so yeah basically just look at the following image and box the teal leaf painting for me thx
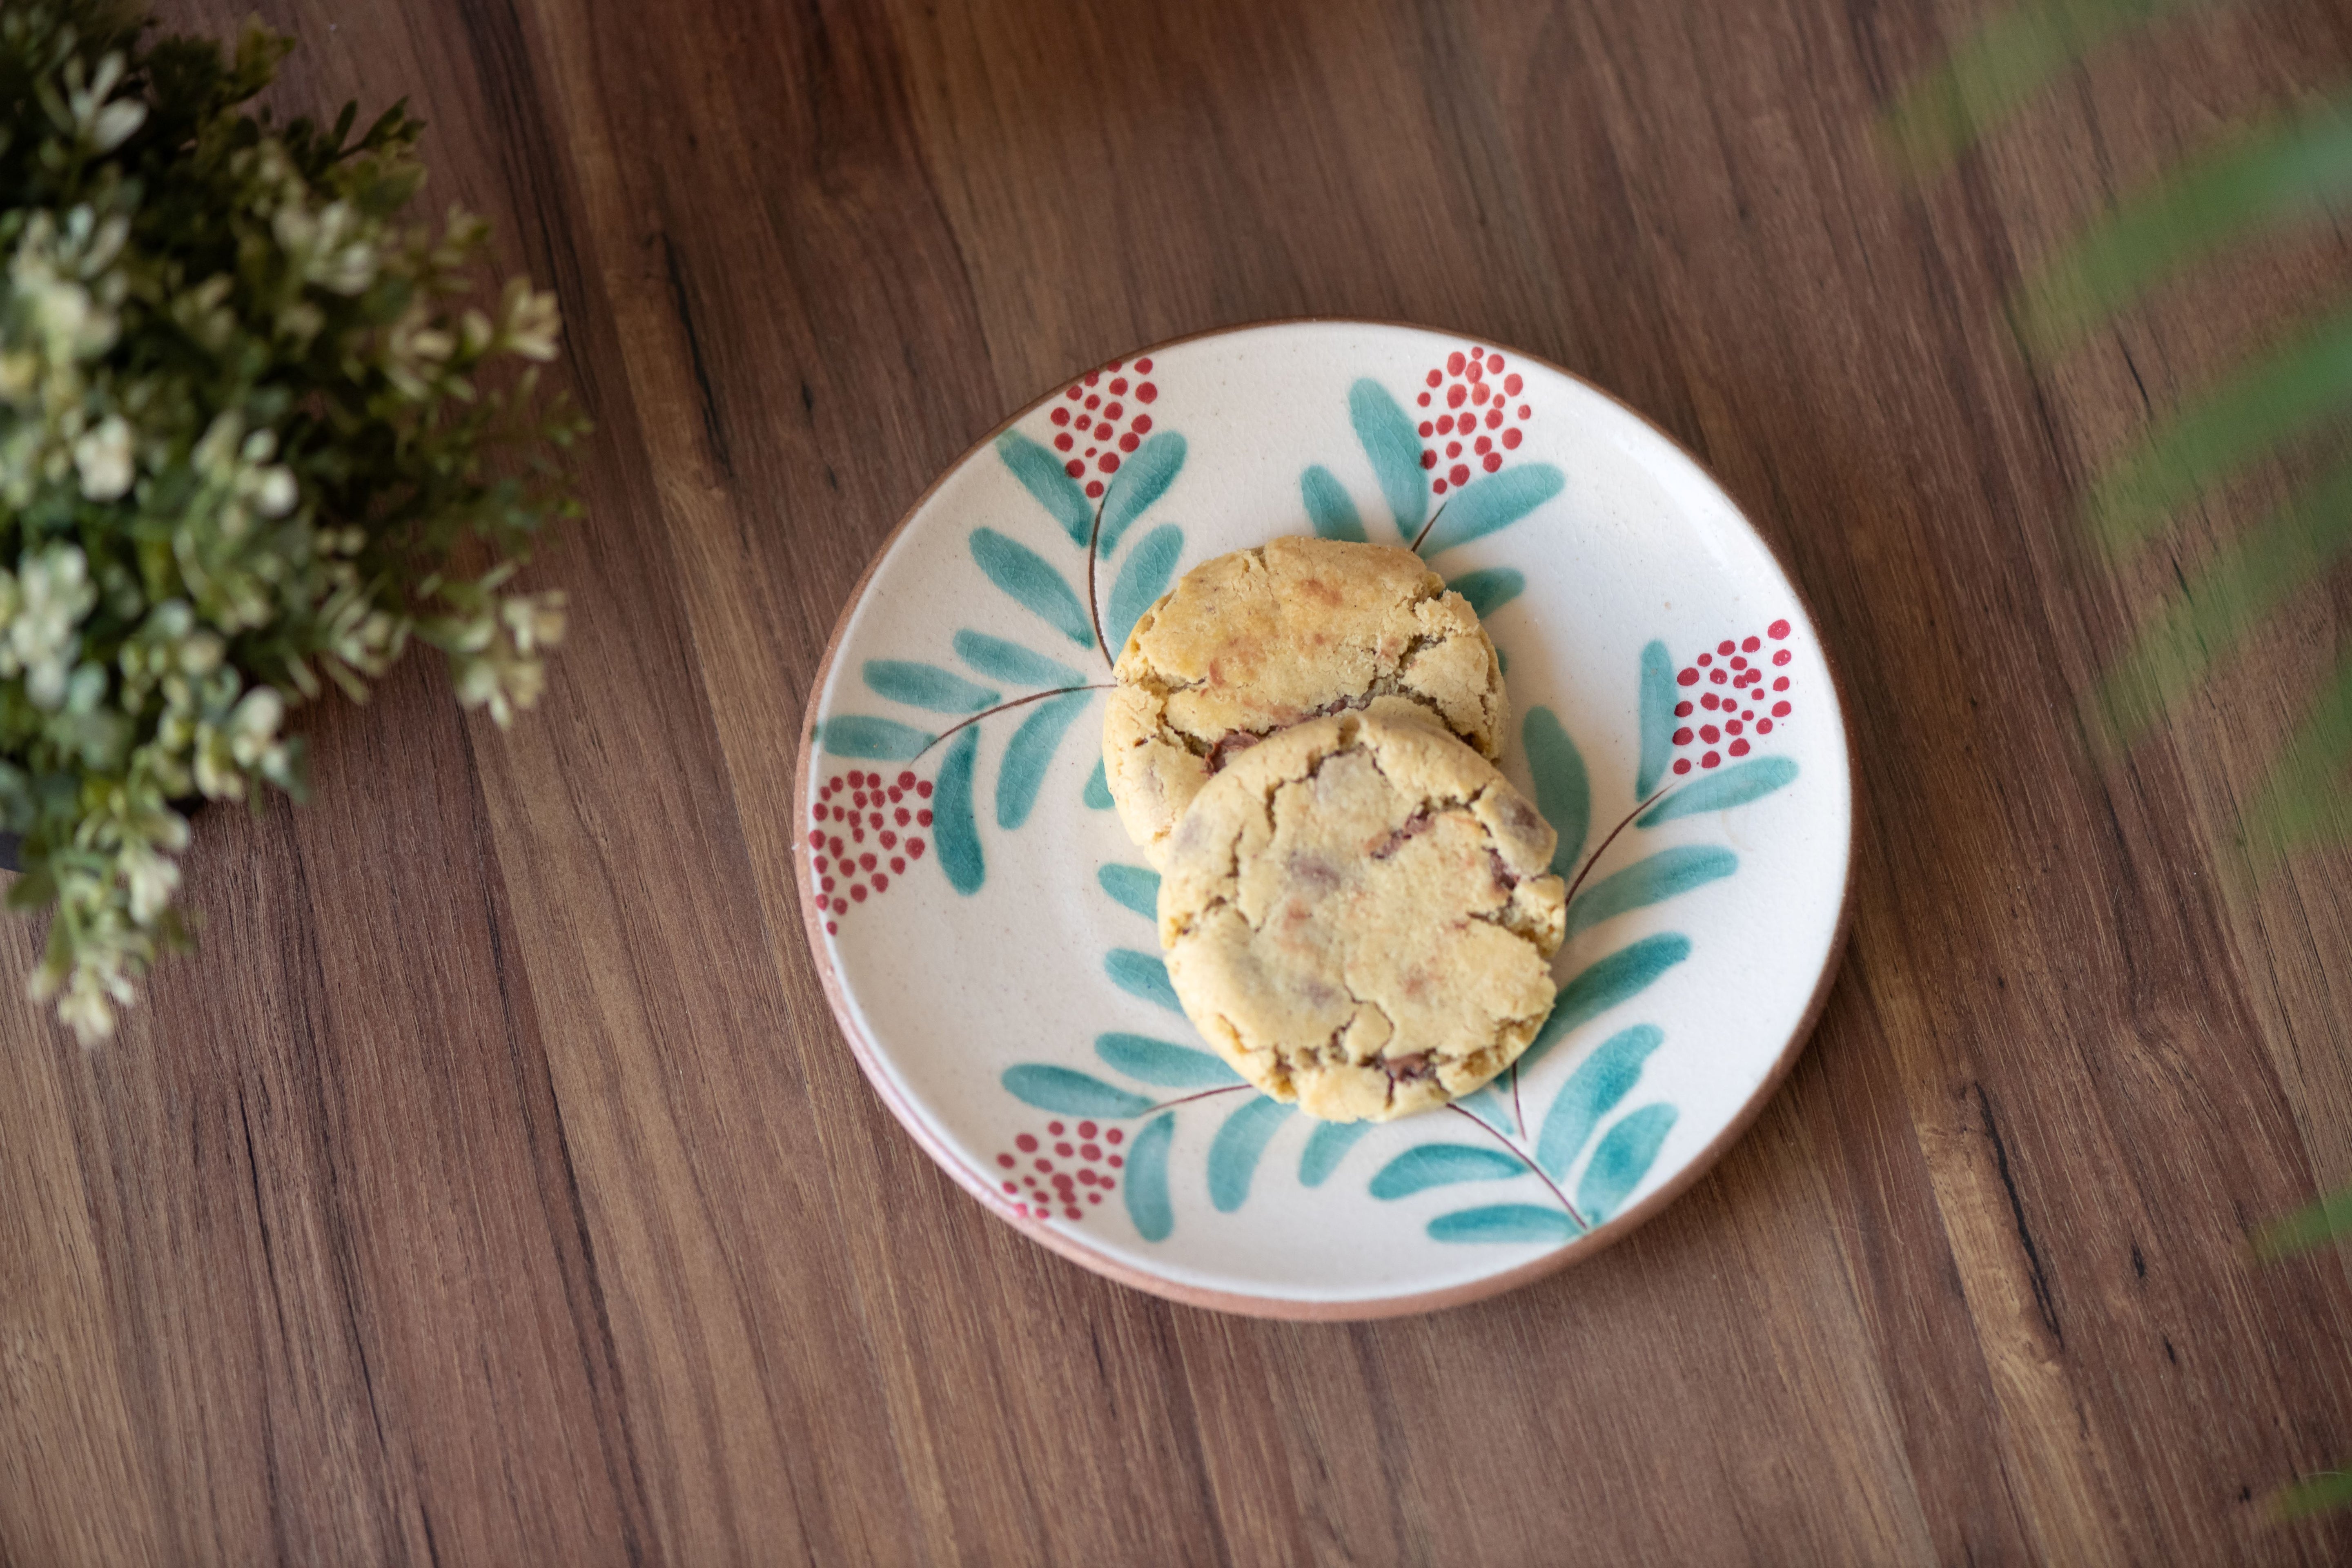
[953,629,1083,689]
[1350,377,1430,539]
[1098,432,1186,558]
[1416,464,1564,556]
[862,660,999,713]
[1566,846,1737,937]
[1106,949,1182,1013]
[1535,1025,1664,1177]
[995,430,1094,546]
[1520,934,1693,1072]
[1095,1032,1241,1087]
[1636,640,1675,795]
[1576,1104,1677,1224]
[1084,759,1113,809]
[971,528,1093,647]
[1208,1097,1293,1212]
[1522,706,1590,875]
[1369,1144,1526,1198]
[817,715,934,760]
[1106,524,1183,652]
[1125,1113,1177,1241]
[1000,1065,1156,1118]
[1639,757,1800,826]
[996,691,1090,830]
[1429,1205,1582,1245]
[1446,567,1526,619]
[1097,864,1160,919]
[932,725,984,893]
[1298,1120,1374,1187]
[1302,464,1368,541]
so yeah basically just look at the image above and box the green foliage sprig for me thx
[1891,0,2352,1519]
[0,2,583,1040]
[1888,0,2352,873]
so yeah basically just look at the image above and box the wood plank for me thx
[4,0,2352,1560]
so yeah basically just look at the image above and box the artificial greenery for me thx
[1890,0,2352,1519]
[0,2,581,1040]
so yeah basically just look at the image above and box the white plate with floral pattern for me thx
[796,321,1853,1318]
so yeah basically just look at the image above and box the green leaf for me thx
[1302,464,1367,541]
[1567,846,1737,937]
[995,430,1095,546]
[1536,1025,1664,1176]
[2095,454,2352,744]
[1521,706,1590,875]
[1298,1120,1374,1187]
[2270,1470,2352,1521]
[970,527,1094,647]
[932,725,984,894]
[818,715,934,760]
[1428,1204,1582,1244]
[953,629,1084,689]
[1000,1065,1155,1118]
[1416,464,1564,557]
[1095,1032,1241,1087]
[2243,654,2352,873]
[1368,1143,1526,1198]
[996,691,1090,830]
[1105,524,1183,653]
[1879,0,2198,172]
[1520,934,1693,1074]
[2022,105,2352,347]
[861,660,999,713]
[1446,567,1525,619]
[1576,1104,1677,1224]
[1349,378,1429,539]
[1124,1113,1177,1241]
[1096,863,1160,919]
[2091,303,2352,550]
[1084,758,1114,809]
[1207,1096,1292,1212]
[2252,1180,2352,1260]
[1106,948,1183,1013]
[1636,640,1675,797]
[1099,433,1185,557]
[1639,757,1798,825]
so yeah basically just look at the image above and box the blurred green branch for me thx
[1893,0,2352,1519]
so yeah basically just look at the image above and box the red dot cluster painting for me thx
[1669,619,1797,774]
[1048,357,1159,499]
[996,1120,1127,1220]
[807,767,933,934]
[1415,345,1530,494]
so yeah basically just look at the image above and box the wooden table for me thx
[8,0,2352,1561]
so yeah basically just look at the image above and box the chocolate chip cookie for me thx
[1157,710,1566,1121]
[1102,536,1505,868]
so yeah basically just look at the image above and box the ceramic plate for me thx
[796,321,1853,1319]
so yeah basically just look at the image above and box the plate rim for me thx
[793,315,1859,1320]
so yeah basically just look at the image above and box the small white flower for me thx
[498,278,561,361]
[120,840,180,925]
[53,969,119,1042]
[27,274,92,349]
[8,543,96,706]
[72,414,134,500]
[227,686,284,763]
[254,467,297,517]
[92,99,146,152]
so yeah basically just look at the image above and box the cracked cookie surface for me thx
[1157,711,1566,1122]
[1103,535,1505,868]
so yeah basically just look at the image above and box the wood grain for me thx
[6,0,2352,1560]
